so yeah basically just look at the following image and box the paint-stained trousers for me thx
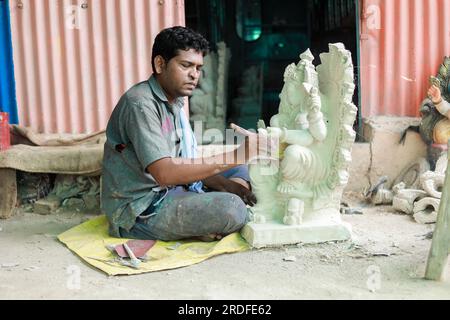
[119,165,250,241]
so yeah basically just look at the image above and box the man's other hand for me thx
[224,179,257,206]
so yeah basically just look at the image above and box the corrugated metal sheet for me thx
[9,0,185,133]
[359,0,450,117]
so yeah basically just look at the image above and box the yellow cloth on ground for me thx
[57,215,250,276]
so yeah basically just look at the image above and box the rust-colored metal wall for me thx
[359,0,450,117]
[9,0,185,133]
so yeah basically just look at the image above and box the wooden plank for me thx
[0,168,17,219]
[425,146,450,281]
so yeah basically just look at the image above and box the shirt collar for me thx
[148,75,168,102]
[148,75,184,113]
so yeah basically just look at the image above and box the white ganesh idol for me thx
[242,43,358,248]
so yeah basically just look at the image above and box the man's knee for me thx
[221,194,248,231]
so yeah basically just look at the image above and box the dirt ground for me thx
[0,191,449,300]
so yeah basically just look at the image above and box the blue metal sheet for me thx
[0,0,17,124]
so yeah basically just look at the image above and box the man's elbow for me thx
[146,160,171,186]
[151,171,170,187]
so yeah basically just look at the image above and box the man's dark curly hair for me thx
[151,26,209,73]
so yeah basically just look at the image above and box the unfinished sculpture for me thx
[420,171,444,199]
[190,53,217,125]
[232,64,263,129]
[413,197,440,224]
[390,169,444,224]
[387,58,450,223]
[241,43,357,247]
[190,42,230,134]
[392,186,427,215]
[411,56,450,170]
[214,42,231,132]
[366,176,394,205]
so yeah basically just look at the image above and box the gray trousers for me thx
[119,166,250,241]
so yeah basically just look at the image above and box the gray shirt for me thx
[101,75,183,237]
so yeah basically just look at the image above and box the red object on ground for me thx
[0,112,10,151]
[114,240,156,259]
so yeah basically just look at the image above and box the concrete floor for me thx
[1,192,449,300]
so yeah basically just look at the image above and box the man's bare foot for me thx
[193,234,223,242]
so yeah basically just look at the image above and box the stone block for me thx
[33,195,61,215]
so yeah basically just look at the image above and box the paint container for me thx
[0,112,11,151]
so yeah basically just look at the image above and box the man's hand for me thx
[223,179,257,206]
[428,85,442,105]
[231,123,279,163]
[202,175,256,206]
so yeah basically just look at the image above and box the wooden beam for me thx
[425,145,450,281]
[0,168,17,219]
